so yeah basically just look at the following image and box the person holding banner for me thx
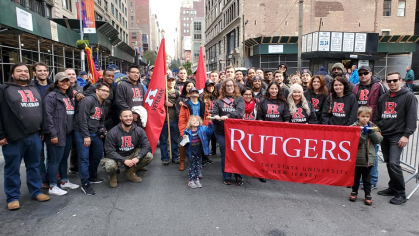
[287,84,317,124]
[257,82,290,122]
[211,78,245,185]
[321,76,358,126]
[304,75,328,124]
[374,71,418,205]
[200,80,219,156]
[349,106,382,206]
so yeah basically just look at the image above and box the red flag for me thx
[85,46,98,84]
[144,39,167,153]
[195,45,206,91]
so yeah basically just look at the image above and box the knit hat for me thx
[301,69,312,76]
[331,63,345,72]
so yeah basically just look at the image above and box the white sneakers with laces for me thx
[49,186,68,196]
[61,181,80,189]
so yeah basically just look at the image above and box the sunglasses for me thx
[386,79,399,83]
[358,71,370,76]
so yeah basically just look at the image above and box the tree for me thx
[143,51,157,65]
[169,59,181,71]
[182,61,193,75]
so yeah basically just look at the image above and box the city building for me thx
[205,0,417,78]
[190,17,205,71]
[150,14,160,52]
[128,0,150,52]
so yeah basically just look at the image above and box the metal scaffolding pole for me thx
[18,35,22,63]
[72,49,75,70]
[37,39,41,62]
[51,43,55,75]
[297,0,304,71]
[63,47,66,69]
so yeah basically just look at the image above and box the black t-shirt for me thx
[190,130,203,156]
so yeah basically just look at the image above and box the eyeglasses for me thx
[98,89,110,93]
[386,79,399,84]
[358,71,370,76]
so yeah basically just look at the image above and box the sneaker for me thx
[48,186,68,196]
[195,180,202,188]
[202,161,207,167]
[377,188,396,196]
[236,177,244,186]
[199,173,203,179]
[89,177,103,184]
[259,178,267,182]
[162,161,169,166]
[206,159,214,164]
[349,192,357,202]
[188,181,197,189]
[223,179,231,185]
[371,184,377,190]
[81,184,95,195]
[172,159,180,164]
[390,195,407,205]
[60,181,80,189]
[365,195,373,206]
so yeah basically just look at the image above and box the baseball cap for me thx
[79,71,88,76]
[167,75,176,81]
[301,69,312,76]
[205,80,215,86]
[107,64,119,70]
[358,65,371,72]
[55,72,69,81]
[188,88,199,94]
[253,76,263,81]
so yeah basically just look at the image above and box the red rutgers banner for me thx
[224,119,361,186]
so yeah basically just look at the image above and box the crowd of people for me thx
[0,61,417,211]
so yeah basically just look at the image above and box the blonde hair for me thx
[287,84,311,116]
[186,115,203,129]
[291,75,302,85]
[357,106,372,116]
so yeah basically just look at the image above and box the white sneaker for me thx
[61,181,80,189]
[194,180,202,188]
[188,181,197,189]
[49,186,68,196]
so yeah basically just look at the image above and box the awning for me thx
[378,35,419,43]
[245,36,298,47]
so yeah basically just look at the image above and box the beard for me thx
[332,72,343,78]
[122,120,133,127]
[14,77,30,84]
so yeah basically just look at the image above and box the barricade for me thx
[401,126,419,199]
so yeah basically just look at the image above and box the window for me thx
[116,8,118,17]
[132,33,137,39]
[187,29,189,33]
[33,0,41,15]
[131,16,133,21]
[383,0,391,16]
[63,0,72,11]
[111,4,114,15]
[95,12,103,20]
[130,2,133,6]
[45,4,52,18]
[194,34,202,40]
[398,1,406,16]
[381,30,390,36]
[194,22,201,31]
[104,0,108,11]
[184,29,186,33]
[97,0,101,5]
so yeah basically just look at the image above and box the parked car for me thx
[413,79,419,92]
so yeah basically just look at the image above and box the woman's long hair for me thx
[264,81,286,102]
[331,76,350,96]
[203,82,217,102]
[307,75,328,95]
[287,84,311,115]
[219,78,241,99]
[46,79,73,99]
[180,81,196,97]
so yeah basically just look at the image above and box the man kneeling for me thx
[101,109,153,187]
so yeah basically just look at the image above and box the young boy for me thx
[350,106,383,205]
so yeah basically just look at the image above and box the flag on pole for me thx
[85,46,98,84]
[195,45,206,91]
[144,39,167,153]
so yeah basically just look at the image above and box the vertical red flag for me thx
[144,39,167,153]
[195,46,206,91]
[85,46,98,84]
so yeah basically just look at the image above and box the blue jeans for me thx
[159,121,180,161]
[214,132,242,180]
[40,141,49,183]
[2,133,42,203]
[46,134,73,186]
[370,145,380,185]
[74,131,103,185]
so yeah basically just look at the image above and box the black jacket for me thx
[83,79,115,128]
[75,94,105,137]
[257,98,290,122]
[0,82,45,142]
[104,123,151,163]
[211,96,245,134]
[44,89,75,146]
[115,78,145,111]
[304,89,328,124]
[322,93,358,126]
[373,88,418,137]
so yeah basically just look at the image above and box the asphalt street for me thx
[0,146,419,236]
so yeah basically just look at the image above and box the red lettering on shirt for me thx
[384,102,397,114]
[332,102,345,113]
[18,90,38,102]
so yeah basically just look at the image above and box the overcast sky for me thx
[149,0,182,57]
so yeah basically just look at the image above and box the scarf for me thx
[245,99,256,114]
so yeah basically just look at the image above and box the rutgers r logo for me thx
[63,98,74,110]
[18,90,38,102]
[292,108,304,119]
[223,98,234,108]
[267,104,279,114]
[244,113,255,120]
[132,88,143,98]
[332,102,344,113]
[384,102,397,114]
[359,90,369,101]
[91,107,102,120]
[208,101,215,110]
[121,136,133,148]
[311,98,319,109]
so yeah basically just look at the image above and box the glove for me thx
[366,124,373,134]
[362,125,368,135]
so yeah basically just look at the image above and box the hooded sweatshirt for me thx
[321,92,358,126]
[0,82,44,142]
[211,96,245,134]
[75,94,105,137]
[304,89,328,124]
[257,98,290,122]
[290,101,317,124]
[373,88,418,137]
[115,78,145,111]
[175,79,190,92]
[104,123,151,163]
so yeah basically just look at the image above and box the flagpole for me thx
[162,30,173,162]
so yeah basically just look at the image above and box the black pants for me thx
[381,134,406,196]
[210,133,217,153]
[352,166,372,196]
